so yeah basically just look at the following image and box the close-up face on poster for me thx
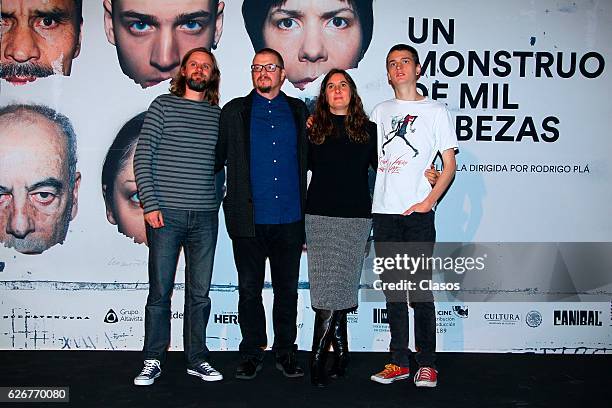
[0,0,610,355]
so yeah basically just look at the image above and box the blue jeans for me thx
[373,212,436,369]
[143,208,218,368]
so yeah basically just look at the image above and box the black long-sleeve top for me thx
[306,114,378,218]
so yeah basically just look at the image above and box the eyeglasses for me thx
[251,63,282,73]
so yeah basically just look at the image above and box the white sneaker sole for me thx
[134,373,160,386]
[414,379,437,388]
[370,373,410,384]
[187,369,223,382]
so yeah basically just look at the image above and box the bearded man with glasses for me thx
[215,48,309,380]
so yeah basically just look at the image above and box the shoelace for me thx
[380,364,399,376]
[140,361,159,375]
[417,367,434,380]
[198,362,216,374]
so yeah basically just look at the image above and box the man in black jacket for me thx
[215,48,308,380]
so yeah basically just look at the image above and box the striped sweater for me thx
[134,93,220,213]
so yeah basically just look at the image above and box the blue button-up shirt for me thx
[249,92,301,224]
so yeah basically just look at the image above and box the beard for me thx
[256,84,272,93]
[0,62,55,79]
[255,75,273,94]
[186,77,209,92]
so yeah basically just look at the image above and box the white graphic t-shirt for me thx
[371,97,458,214]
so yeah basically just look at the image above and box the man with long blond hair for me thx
[133,47,223,385]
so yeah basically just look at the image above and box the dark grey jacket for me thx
[215,90,309,239]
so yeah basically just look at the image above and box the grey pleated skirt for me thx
[305,214,372,310]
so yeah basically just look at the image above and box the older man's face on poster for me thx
[0,109,80,254]
[0,0,83,85]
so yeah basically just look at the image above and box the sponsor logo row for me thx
[102,307,605,328]
[374,307,605,328]
[104,309,240,325]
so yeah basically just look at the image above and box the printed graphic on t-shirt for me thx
[381,114,419,157]
[371,98,458,214]
[378,153,409,174]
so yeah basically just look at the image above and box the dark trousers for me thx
[231,221,303,360]
[373,212,436,368]
[143,208,218,367]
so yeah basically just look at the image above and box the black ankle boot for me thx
[310,309,336,387]
[329,310,349,378]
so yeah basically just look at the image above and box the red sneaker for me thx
[413,366,438,388]
[370,364,410,384]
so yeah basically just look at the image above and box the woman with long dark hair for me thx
[305,68,377,386]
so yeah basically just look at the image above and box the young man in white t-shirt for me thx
[369,44,457,388]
